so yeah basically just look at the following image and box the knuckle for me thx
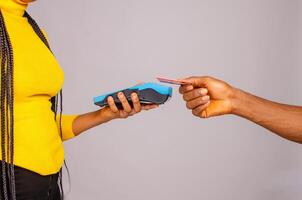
[111,107,118,113]
[192,110,198,117]
[179,87,183,94]
[110,103,117,108]
[125,108,132,113]
[195,107,202,114]
[121,113,128,118]
[120,97,127,103]
[186,102,191,109]
[199,99,205,105]
[194,90,200,96]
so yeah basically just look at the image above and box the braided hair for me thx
[0,10,68,199]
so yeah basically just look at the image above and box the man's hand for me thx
[179,76,235,118]
[179,75,302,143]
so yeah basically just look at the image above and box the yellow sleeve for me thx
[56,115,79,141]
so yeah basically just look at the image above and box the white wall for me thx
[30,0,302,199]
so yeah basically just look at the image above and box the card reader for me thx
[94,82,173,108]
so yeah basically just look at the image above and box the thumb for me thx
[181,76,210,88]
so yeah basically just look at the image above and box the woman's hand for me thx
[99,92,158,121]
[71,92,158,136]
[179,76,236,118]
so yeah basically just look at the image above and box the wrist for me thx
[96,108,117,123]
[230,87,244,115]
[230,87,252,117]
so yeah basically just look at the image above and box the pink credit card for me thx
[156,76,191,85]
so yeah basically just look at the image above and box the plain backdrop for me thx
[28,0,302,200]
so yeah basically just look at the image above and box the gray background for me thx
[29,0,302,199]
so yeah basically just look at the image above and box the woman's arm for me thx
[179,76,302,143]
[71,92,157,136]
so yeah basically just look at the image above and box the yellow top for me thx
[0,0,78,175]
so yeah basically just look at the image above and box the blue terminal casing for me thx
[94,82,173,108]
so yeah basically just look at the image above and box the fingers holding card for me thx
[156,76,191,85]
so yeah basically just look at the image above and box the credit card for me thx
[156,76,191,85]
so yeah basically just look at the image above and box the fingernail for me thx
[187,85,193,90]
[202,96,210,101]
[200,88,207,95]
[118,92,123,97]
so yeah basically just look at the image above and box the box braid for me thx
[0,10,69,200]
[0,9,16,200]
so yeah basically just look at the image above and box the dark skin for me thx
[72,92,158,135]
[179,76,302,143]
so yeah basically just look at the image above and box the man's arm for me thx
[232,88,302,143]
[179,76,302,143]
